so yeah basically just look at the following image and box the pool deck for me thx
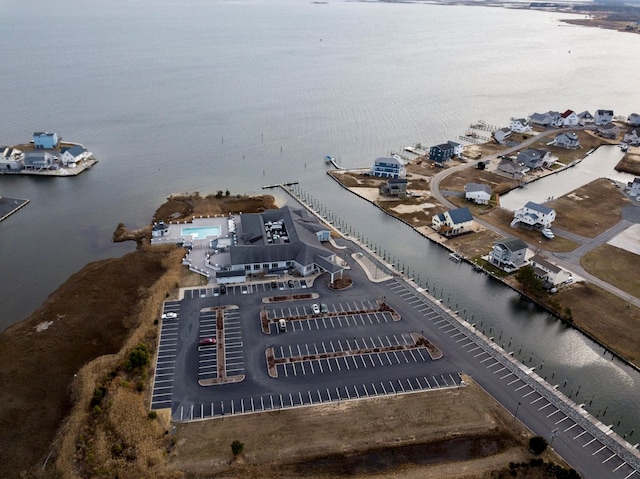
[0,196,29,223]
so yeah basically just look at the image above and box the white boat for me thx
[542,228,555,239]
[449,252,463,262]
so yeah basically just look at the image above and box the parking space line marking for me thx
[613,462,627,472]
[563,423,579,432]
[592,445,607,456]
[574,430,589,440]
[602,453,617,464]
[522,389,537,397]
[582,437,597,448]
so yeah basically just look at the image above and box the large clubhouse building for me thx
[151,206,345,283]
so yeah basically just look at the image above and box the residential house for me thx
[594,109,614,126]
[488,237,528,272]
[370,156,405,179]
[560,109,579,127]
[551,132,580,149]
[152,221,170,238]
[432,207,474,237]
[628,113,640,127]
[447,140,464,156]
[429,143,456,164]
[529,112,552,127]
[577,111,594,125]
[510,118,531,133]
[33,132,59,149]
[465,183,491,205]
[597,122,620,140]
[530,254,572,286]
[516,148,551,170]
[23,151,56,170]
[497,158,529,179]
[623,129,640,146]
[379,178,408,198]
[511,201,556,229]
[627,177,640,198]
[0,146,25,171]
[61,145,90,167]
[493,127,512,145]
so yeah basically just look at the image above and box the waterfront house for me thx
[511,201,556,229]
[488,237,528,272]
[516,148,551,170]
[597,122,620,140]
[152,221,170,238]
[627,178,640,198]
[33,132,59,149]
[497,158,528,179]
[0,146,25,171]
[510,118,531,133]
[530,254,572,286]
[380,178,408,198]
[447,140,464,156]
[551,132,580,149]
[429,143,456,164]
[432,207,474,237]
[594,109,614,126]
[23,151,56,170]
[628,113,640,127]
[560,109,579,127]
[61,145,90,167]
[370,156,405,179]
[464,183,491,205]
[623,129,640,146]
[577,110,594,125]
[493,127,512,145]
[529,112,552,127]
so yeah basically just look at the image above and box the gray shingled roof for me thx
[496,237,528,252]
[524,201,553,215]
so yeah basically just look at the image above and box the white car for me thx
[311,303,320,314]
[162,312,178,319]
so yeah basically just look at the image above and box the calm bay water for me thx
[1,0,639,434]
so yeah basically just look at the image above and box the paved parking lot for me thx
[198,307,245,382]
[184,279,309,300]
[150,301,180,409]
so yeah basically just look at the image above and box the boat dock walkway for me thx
[0,197,29,223]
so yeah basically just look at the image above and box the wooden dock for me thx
[0,197,29,223]
[262,181,299,189]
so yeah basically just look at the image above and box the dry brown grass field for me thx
[581,244,640,299]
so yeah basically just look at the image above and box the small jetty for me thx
[0,196,29,223]
[448,252,463,263]
[325,155,346,170]
[262,181,299,190]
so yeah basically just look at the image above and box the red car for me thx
[199,338,217,346]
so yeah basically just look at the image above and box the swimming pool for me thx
[181,225,221,238]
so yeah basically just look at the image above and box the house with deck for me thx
[511,201,556,230]
[551,132,580,149]
[447,140,464,156]
[488,237,528,272]
[560,110,579,127]
[516,148,551,170]
[627,178,640,197]
[628,113,640,127]
[497,158,528,179]
[432,207,474,237]
[597,122,620,140]
[493,127,512,145]
[380,178,408,198]
[594,109,614,126]
[370,156,405,179]
[429,143,456,164]
[530,254,572,286]
[510,118,531,133]
[33,132,59,149]
[0,146,25,171]
[23,151,57,170]
[623,129,640,146]
[465,183,491,205]
[577,111,594,125]
[61,145,90,167]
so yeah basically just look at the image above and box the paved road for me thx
[152,237,640,479]
[429,127,640,308]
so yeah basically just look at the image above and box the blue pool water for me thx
[181,226,221,238]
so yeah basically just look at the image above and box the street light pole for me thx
[514,401,521,419]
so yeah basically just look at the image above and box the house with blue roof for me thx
[61,145,90,166]
[432,207,474,237]
[33,132,59,149]
[429,143,455,164]
[511,201,556,230]
[370,156,405,179]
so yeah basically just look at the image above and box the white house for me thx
[511,201,556,229]
[465,183,491,205]
[560,109,579,127]
[447,140,464,156]
[510,118,531,133]
[627,177,640,198]
[530,254,572,286]
[595,109,614,126]
[432,207,474,237]
[370,156,406,179]
[493,127,512,145]
[623,129,640,146]
[488,237,528,272]
[628,113,640,127]
[551,132,580,149]
[577,111,594,125]
[529,112,552,127]
[61,145,90,167]
[0,146,25,171]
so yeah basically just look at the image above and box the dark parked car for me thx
[199,338,217,346]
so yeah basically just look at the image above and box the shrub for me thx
[90,385,107,408]
[529,435,548,455]
[136,381,145,392]
[125,343,150,371]
[148,411,158,420]
[231,439,244,456]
